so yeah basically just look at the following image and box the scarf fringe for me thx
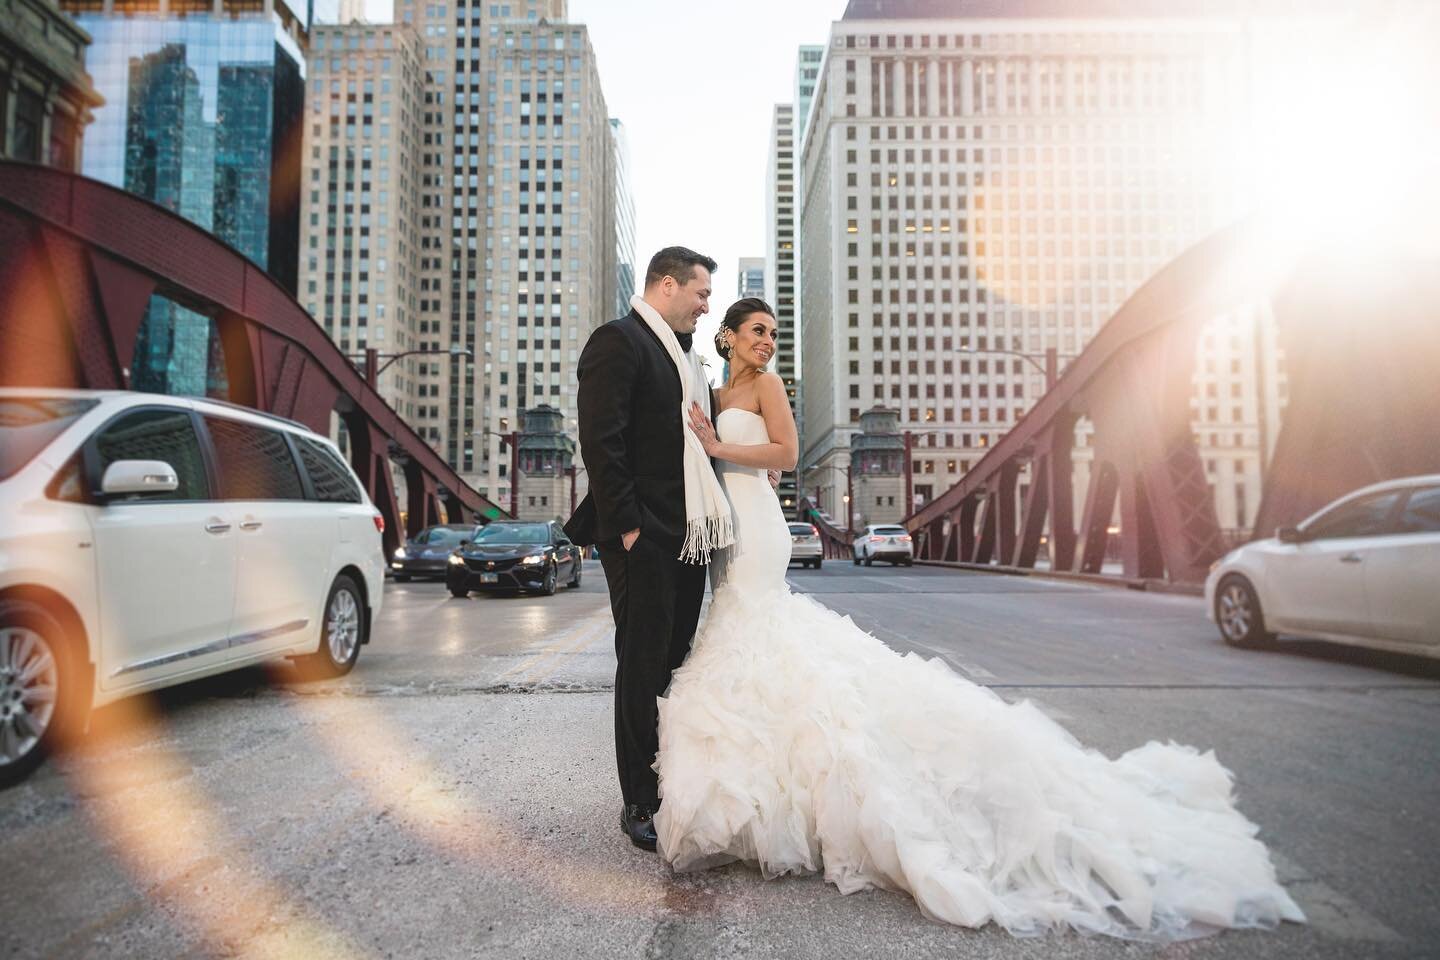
[680,514,736,566]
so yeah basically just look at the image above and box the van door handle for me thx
[205,519,231,534]
[1340,553,1363,563]
[239,519,263,531]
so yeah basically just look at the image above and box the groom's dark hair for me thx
[644,246,718,289]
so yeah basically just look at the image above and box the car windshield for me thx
[471,523,550,545]
[788,524,815,535]
[874,526,907,535]
[0,397,98,480]
[420,527,472,546]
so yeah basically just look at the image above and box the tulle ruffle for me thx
[653,582,1304,940]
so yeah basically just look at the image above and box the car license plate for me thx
[480,573,499,583]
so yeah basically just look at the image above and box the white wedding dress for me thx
[652,408,1304,939]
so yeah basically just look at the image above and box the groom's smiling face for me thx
[664,267,712,334]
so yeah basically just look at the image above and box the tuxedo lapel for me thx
[629,309,683,399]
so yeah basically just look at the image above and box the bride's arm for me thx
[688,373,798,471]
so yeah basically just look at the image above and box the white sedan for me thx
[1205,475,1440,659]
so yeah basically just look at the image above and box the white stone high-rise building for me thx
[396,0,615,508]
[610,117,637,318]
[300,19,425,421]
[764,102,799,516]
[799,0,1275,530]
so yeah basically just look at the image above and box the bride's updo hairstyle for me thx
[714,297,776,361]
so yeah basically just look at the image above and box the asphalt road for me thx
[3,562,1438,959]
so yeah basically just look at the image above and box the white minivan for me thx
[0,389,385,784]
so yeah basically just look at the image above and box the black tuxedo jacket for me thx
[564,309,713,556]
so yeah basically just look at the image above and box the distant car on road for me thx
[391,523,480,581]
[1206,475,1440,659]
[788,523,823,569]
[446,520,582,597]
[0,389,385,786]
[852,524,914,567]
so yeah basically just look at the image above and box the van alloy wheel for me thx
[326,588,361,665]
[0,627,58,770]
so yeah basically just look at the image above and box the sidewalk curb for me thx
[912,559,1205,597]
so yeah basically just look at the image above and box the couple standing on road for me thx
[564,246,1306,940]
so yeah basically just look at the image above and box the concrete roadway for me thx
[3,562,1438,959]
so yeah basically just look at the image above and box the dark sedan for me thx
[446,521,583,597]
[391,524,481,581]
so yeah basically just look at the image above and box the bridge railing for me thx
[797,497,853,560]
[902,216,1440,586]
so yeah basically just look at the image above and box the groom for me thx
[565,246,719,850]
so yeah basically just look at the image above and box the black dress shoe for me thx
[620,803,658,851]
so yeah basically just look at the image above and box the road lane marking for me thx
[487,608,612,686]
[515,613,613,685]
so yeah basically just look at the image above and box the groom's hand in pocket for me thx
[622,528,640,552]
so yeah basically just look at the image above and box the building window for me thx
[12,88,44,163]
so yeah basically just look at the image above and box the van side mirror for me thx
[1276,525,1306,544]
[101,460,179,497]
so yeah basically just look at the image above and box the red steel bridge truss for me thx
[0,163,509,556]
[805,218,1440,586]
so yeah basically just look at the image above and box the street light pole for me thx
[903,430,913,517]
[352,345,474,392]
[957,345,1064,391]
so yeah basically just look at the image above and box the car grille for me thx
[464,557,518,573]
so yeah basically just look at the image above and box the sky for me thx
[344,0,849,365]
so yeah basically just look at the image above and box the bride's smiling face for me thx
[727,311,779,371]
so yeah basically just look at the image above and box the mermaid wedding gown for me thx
[652,408,1304,939]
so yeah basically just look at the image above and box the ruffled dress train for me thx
[652,409,1303,939]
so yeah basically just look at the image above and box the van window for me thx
[1,397,97,480]
[295,435,362,503]
[204,417,305,500]
[93,408,209,501]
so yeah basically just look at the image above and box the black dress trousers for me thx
[599,535,707,807]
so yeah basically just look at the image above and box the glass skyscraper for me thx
[67,2,309,397]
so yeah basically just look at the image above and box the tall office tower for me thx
[398,0,615,506]
[299,18,425,423]
[737,257,765,299]
[799,0,1262,525]
[794,44,824,149]
[610,117,636,318]
[764,102,801,516]
[66,0,309,396]
[0,0,102,170]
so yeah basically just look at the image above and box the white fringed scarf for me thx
[630,294,734,564]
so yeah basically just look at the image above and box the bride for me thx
[652,297,1305,939]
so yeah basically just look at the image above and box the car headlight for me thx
[394,548,408,559]
[448,553,465,566]
[520,553,548,566]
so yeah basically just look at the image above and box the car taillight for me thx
[810,525,820,536]
[870,535,885,542]
[372,513,385,534]
[899,535,912,542]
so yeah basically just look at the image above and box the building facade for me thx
[764,102,800,516]
[800,0,1275,532]
[610,116,635,318]
[299,18,425,424]
[737,256,765,299]
[396,0,615,508]
[0,0,102,170]
[65,0,309,397]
